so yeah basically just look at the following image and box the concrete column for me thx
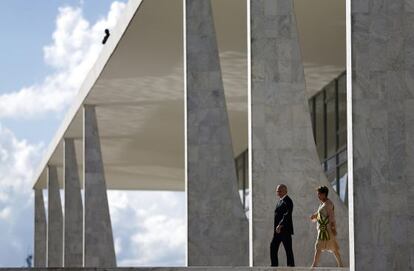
[34,189,47,267]
[47,165,63,267]
[251,0,348,266]
[64,138,83,266]
[186,0,249,266]
[83,105,116,267]
[352,1,413,269]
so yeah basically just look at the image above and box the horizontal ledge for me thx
[0,268,350,271]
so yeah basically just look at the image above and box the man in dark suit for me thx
[270,184,295,266]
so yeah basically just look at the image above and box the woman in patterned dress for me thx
[310,186,343,267]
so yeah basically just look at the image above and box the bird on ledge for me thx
[102,29,110,44]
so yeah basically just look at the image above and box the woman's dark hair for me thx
[317,186,329,196]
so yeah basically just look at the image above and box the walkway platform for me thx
[0,267,349,271]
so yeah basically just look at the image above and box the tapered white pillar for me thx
[352,1,413,269]
[186,0,249,265]
[63,138,83,266]
[34,188,46,267]
[83,105,116,267]
[47,165,63,267]
[250,0,348,266]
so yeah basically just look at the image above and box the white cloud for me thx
[0,2,126,119]
[108,191,186,267]
[0,207,11,220]
[0,125,43,192]
[0,124,44,267]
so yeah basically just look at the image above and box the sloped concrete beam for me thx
[83,105,116,267]
[63,138,83,267]
[186,0,249,266]
[351,1,413,270]
[47,166,63,267]
[34,189,46,267]
[250,0,349,266]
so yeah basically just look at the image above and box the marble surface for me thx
[34,189,46,267]
[186,0,249,266]
[47,166,63,267]
[351,1,414,270]
[251,0,349,267]
[63,139,83,266]
[84,106,116,267]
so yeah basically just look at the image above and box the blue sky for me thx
[0,0,125,143]
[0,1,185,267]
[0,0,121,93]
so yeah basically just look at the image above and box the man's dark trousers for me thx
[271,194,295,266]
[270,231,295,266]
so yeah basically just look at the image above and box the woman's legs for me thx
[311,249,321,267]
[333,249,343,267]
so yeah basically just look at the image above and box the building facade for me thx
[30,0,413,270]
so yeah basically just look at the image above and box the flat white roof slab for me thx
[33,0,344,190]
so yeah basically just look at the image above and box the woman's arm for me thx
[327,200,337,235]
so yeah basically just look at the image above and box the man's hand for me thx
[310,213,317,220]
[275,225,282,233]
